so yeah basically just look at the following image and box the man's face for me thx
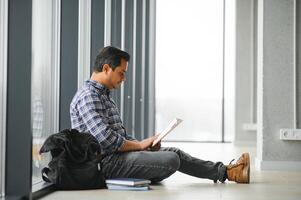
[107,58,128,89]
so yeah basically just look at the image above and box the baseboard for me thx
[255,157,301,171]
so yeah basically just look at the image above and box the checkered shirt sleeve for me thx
[77,92,125,153]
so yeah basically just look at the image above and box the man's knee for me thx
[149,152,180,183]
[165,152,180,172]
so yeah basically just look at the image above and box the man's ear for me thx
[102,64,111,74]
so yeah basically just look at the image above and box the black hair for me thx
[93,46,130,72]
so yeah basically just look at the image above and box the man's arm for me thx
[77,92,160,153]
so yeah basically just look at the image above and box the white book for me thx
[105,178,151,186]
[152,118,183,147]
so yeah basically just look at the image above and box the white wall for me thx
[234,0,257,144]
[256,0,301,170]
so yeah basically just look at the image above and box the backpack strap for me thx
[41,167,51,183]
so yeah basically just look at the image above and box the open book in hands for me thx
[152,118,183,147]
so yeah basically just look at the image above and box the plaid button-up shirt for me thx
[70,79,135,155]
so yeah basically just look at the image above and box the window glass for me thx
[156,0,224,141]
[31,0,59,185]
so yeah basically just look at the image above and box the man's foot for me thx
[226,153,250,184]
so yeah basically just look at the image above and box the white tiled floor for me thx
[40,142,301,200]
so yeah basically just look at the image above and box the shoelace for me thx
[227,158,244,169]
[229,159,235,165]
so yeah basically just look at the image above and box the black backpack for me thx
[39,129,106,190]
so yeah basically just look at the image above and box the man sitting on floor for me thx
[70,46,250,184]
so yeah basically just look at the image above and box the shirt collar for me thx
[85,79,110,95]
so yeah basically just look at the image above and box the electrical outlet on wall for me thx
[280,129,301,140]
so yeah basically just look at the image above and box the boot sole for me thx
[242,153,250,183]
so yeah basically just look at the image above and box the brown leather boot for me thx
[227,153,250,184]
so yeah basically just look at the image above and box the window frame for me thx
[0,0,8,197]
[6,0,33,198]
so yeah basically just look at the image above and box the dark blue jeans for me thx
[101,147,227,183]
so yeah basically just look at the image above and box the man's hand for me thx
[150,141,161,151]
[119,135,160,152]
[139,135,158,150]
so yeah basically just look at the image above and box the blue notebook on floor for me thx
[105,178,151,186]
[106,184,150,191]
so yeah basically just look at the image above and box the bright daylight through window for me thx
[156,0,226,141]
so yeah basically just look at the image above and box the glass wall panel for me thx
[31,0,59,185]
[156,0,224,141]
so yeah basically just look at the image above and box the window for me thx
[156,0,225,141]
[0,0,8,196]
[31,0,60,185]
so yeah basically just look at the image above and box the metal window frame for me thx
[91,0,105,73]
[53,0,61,133]
[147,0,156,137]
[59,0,79,129]
[6,0,32,198]
[78,0,91,89]
[123,0,134,137]
[132,0,137,138]
[140,0,146,139]
[110,0,122,109]
[104,0,112,46]
[134,0,142,140]
[0,0,8,197]
[120,0,126,120]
